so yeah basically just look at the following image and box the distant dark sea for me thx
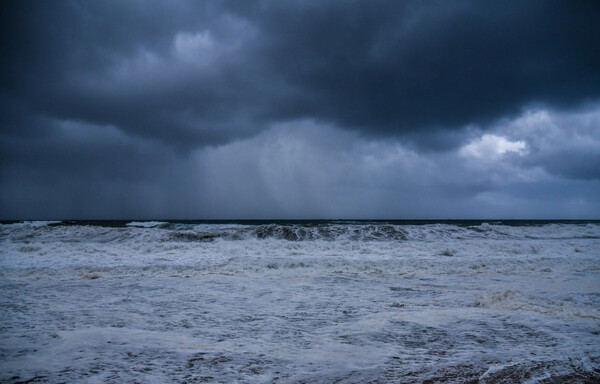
[3,218,599,226]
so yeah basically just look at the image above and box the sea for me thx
[1,220,599,383]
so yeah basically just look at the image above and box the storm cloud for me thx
[1,0,599,219]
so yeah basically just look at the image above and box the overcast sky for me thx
[1,0,599,219]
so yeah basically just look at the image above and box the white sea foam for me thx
[2,220,63,227]
[125,221,168,228]
[0,222,598,382]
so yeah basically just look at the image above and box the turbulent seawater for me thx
[1,220,599,383]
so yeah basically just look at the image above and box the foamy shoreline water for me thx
[1,221,599,383]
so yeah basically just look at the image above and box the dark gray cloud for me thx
[1,1,599,219]
[258,1,600,132]
[1,1,264,148]
[2,1,599,147]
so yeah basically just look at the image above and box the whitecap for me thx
[125,221,168,228]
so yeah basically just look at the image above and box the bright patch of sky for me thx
[460,134,528,160]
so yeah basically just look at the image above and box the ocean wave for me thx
[0,220,63,228]
[125,221,168,228]
[161,222,600,242]
[2,221,599,244]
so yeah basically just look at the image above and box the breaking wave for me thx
[125,221,168,228]
[1,220,599,243]
[155,221,600,242]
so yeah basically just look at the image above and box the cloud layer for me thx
[1,1,599,218]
